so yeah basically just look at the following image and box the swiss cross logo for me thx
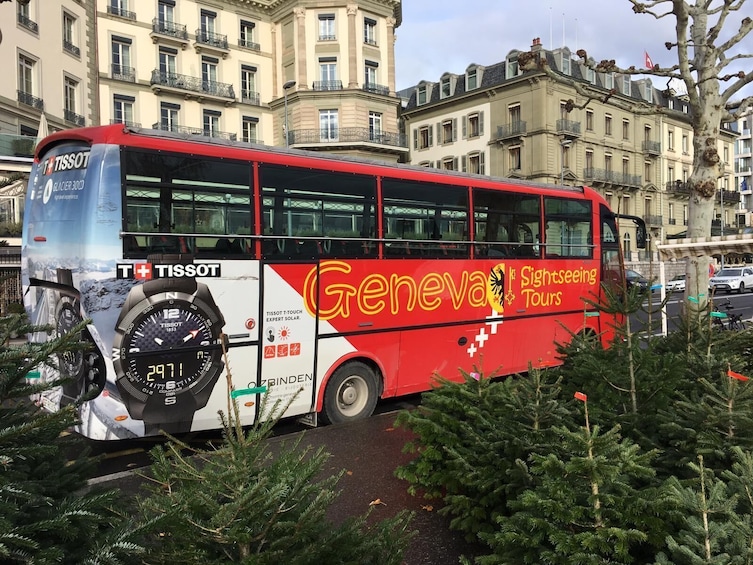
[44,157,55,176]
[134,263,153,280]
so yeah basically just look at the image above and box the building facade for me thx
[732,109,753,227]
[95,0,405,161]
[401,38,738,261]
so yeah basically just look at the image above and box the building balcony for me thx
[240,90,260,105]
[313,81,343,91]
[495,121,527,141]
[18,13,38,33]
[150,19,189,48]
[642,139,661,155]
[644,214,663,227]
[238,38,260,51]
[556,118,581,138]
[719,189,740,205]
[110,119,141,128]
[363,83,390,95]
[150,70,235,103]
[288,128,407,148]
[112,64,136,82]
[17,90,43,111]
[194,29,229,58]
[583,168,642,188]
[107,5,136,20]
[151,123,237,141]
[64,109,85,127]
[666,180,692,197]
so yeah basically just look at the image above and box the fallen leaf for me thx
[421,505,434,512]
[369,498,386,507]
[346,470,353,476]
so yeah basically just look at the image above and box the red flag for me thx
[645,51,654,69]
[574,391,588,402]
[728,369,749,382]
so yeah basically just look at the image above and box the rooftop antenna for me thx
[549,7,552,49]
[575,18,578,49]
[562,12,565,47]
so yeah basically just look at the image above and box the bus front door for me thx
[259,263,318,421]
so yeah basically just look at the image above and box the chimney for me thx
[531,37,542,53]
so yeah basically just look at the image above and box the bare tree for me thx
[519,0,753,303]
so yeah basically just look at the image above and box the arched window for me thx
[623,232,631,259]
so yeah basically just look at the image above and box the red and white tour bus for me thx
[21,124,644,440]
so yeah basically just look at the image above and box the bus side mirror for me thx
[635,221,647,249]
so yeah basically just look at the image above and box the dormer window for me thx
[645,84,653,103]
[622,75,630,95]
[560,50,571,75]
[604,72,614,90]
[417,84,428,105]
[586,67,596,84]
[466,67,480,90]
[506,51,519,79]
[440,75,452,99]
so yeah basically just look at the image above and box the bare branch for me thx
[721,70,753,104]
[705,0,745,44]
[717,16,753,59]
[628,0,675,19]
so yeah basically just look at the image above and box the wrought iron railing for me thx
[195,29,228,50]
[666,180,691,195]
[583,168,642,187]
[112,64,136,82]
[64,109,85,127]
[313,81,343,91]
[151,122,237,141]
[288,128,407,148]
[363,83,390,95]
[240,90,260,105]
[642,139,661,154]
[17,91,43,110]
[63,40,80,57]
[18,13,38,33]
[107,5,136,20]
[238,38,260,51]
[719,189,740,204]
[110,119,141,128]
[556,118,581,136]
[496,121,527,138]
[318,34,337,41]
[150,70,235,99]
[152,19,188,40]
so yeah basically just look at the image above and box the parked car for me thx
[625,269,650,291]
[666,274,687,293]
[709,267,753,294]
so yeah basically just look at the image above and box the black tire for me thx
[321,361,379,425]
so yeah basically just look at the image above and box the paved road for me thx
[93,411,485,565]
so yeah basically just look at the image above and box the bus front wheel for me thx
[321,362,379,424]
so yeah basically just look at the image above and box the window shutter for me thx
[462,116,467,138]
[428,125,433,146]
[479,111,484,135]
[436,122,441,142]
[453,157,458,170]
[413,129,418,149]
[479,152,486,174]
[452,118,457,141]
[461,155,467,172]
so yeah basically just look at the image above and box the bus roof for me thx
[36,124,602,202]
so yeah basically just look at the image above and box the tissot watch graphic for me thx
[112,275,226,435]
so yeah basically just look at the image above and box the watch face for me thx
[119,299,221,395]
[56,301,84,379]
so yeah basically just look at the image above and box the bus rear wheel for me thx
[321,361,379,425]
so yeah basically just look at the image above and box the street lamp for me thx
[560,139,572,185]
[283,79,296,147]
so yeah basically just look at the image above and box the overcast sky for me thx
[394,0,753,93]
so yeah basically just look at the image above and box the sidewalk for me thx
[98,412,485,565]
